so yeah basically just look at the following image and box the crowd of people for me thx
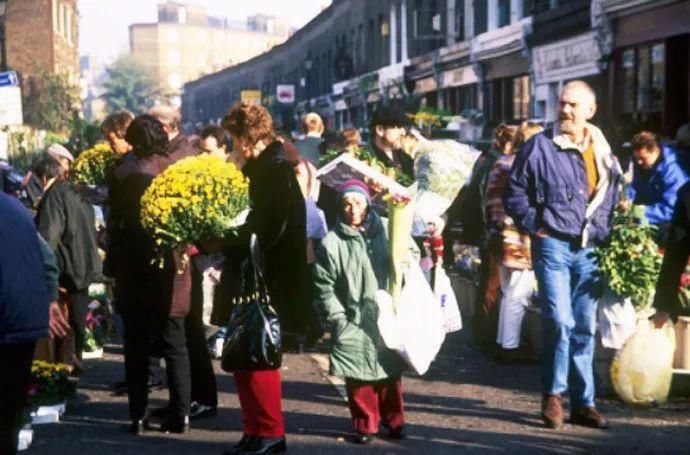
[2,79,690,454]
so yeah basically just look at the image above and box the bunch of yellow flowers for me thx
[140,154,250,255]
[71,143,119,186]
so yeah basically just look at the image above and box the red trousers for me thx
[234,369,285,437]
[345,376,404,435]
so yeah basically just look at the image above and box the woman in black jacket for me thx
[34,156,102,368]
[218,102,307,455]
[109,114,195,435]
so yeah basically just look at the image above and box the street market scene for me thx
[1,0,690,454]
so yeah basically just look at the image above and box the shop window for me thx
[620,42,665,113]
[498,0,510,27]
[474,0,488,35]
[512,75,530,121]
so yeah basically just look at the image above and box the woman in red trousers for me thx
[218,102,307,455]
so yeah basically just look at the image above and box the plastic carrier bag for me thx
[611,319,675,405]
[376,261,446,375]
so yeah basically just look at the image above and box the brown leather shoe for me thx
[570,406,610,429]
[541,394,563,429]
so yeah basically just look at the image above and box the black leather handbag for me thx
[221,235,282,372]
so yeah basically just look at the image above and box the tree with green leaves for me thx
[101,55,159,114]
[23,70,79,133]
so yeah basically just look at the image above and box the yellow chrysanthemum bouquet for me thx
[71,143,119,204]
[140,154,250,258]
[71,143,119,186]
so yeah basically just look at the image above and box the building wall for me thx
[129,13,291,95]
[5,0,78,90]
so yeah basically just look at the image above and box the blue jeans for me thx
[532,235,602,408]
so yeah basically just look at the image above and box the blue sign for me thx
[0,71,19,88]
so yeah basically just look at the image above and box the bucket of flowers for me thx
[140,154,250,264]
[71,143,119,204]
[27,361,76,425]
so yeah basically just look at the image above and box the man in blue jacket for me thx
[505,81,621,430]
[627,131,689,230]
[0,192,67,454]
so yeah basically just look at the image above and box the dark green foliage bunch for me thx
[594,206,662,308]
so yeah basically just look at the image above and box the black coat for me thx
[223,141,310,336]
[108,146,196,318]
[35,180,102,293]
[370,141,414,181]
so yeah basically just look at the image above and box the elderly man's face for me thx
[342,194,368,227]
[558,87,596,136]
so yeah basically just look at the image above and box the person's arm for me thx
[37,233,69,338]
[653,184,690,326]
[313,241,349,332]
[644,163,688,225]
[503,141,539,236]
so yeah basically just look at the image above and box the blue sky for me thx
[78,0,331,65]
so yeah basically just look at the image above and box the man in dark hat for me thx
[370,106,414,180]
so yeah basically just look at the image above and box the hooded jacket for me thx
[313,211,406,380]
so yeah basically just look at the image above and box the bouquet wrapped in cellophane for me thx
[140,154,249,262]
[386,192,415,311]
[71,143,119,204]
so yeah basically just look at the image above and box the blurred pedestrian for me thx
[626,131,688,240]
[0,192,58,454]
[101,111,135,157]
[314,180,407,445]
[34,156,102,370]
[341,127,361,155]
[487,122,542,362]
[149,106,198,158]
[505,80,621,430]
[294,112,324,166]
[369,106,414,180]
[46,143,74,175]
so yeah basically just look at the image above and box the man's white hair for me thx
[562,80,597,104]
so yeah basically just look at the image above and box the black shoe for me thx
[387,426,406,440]
[222,434,255,455]
[190,401,217,420]
[241,436,287,454]
[160,415,190,434]
[351,433,374,445]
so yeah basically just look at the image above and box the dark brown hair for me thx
[631,131,658,151]
[493,124,518,154]
[222,102,275,146]
[100,111,134,138]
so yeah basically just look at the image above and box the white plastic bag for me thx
[597,289,637,350]
[611,319,676,405]
[376,261,446,375]
[434,265,462,333]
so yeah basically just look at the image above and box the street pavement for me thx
[28,331,690,454]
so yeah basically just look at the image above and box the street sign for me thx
[0,86,23,126]
[276,84,295,104]
[241,90,262,106]
[0,71,19,88]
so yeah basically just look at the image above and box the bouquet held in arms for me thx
[70,142,119,204]
[140,154,250,265]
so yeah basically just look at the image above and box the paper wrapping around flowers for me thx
[316,153,411,214]
[388,199,415,310]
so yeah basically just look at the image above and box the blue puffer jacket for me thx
[504,126,622,247]
[0,193,50,345]
[628,144,689,225]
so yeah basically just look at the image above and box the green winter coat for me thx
[313,212,406,381]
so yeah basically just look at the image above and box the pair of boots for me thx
[541,394,609,430]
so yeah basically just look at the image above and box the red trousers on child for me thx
[345,376,404,435]
[234,369,285,437]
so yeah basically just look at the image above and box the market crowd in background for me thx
[2,79,690,455]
